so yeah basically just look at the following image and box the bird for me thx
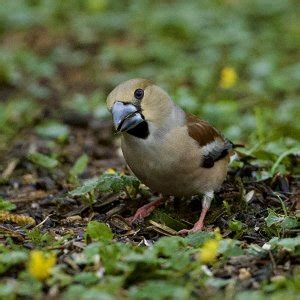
[106,78,235,234]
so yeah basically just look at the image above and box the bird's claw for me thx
[126,197,164,224]
[177,222,204,236]
[126,206,154,224]
[177,229,191,236]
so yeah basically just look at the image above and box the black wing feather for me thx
[202,139,233,168]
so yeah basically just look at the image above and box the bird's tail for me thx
[229,142,245,163]
[232,143,245,148]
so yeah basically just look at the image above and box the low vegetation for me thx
[0,1,299,299]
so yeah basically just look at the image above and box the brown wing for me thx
[186,113,232,168]
[186,113,222,146]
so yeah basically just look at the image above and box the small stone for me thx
[252,281,260,289]
[271,275,285,283]
[239,268,251,280]
[262,243,271,250]
[61,215,82,225]
[244,190,255,203]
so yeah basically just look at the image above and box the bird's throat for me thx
[126,121,149,139]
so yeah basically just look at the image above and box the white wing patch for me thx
[201,139,232,168]
[202,139,231,159]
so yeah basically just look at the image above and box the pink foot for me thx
[127,197,164,223]
[178,206,209,235]
[178,221,204,236]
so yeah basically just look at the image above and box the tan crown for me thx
[106,78,174,125]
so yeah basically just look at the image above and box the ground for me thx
[0,1,299,299]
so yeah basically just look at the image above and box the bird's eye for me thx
[134,88,144,100]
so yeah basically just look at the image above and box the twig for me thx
[34,214,53,229]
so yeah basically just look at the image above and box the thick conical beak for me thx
[112,101,144,132]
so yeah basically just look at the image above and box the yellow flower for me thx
[214,227,222,241]
[198,230,222,264]
[199,239,220,264]
[105,168,116,174]
[219,67,238,89]
[28,251,56,281]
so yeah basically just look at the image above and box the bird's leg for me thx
[126,196,164,223]
[192,191,213,231]
[178,191,214,235]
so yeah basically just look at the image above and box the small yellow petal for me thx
[198,239,219,264]
[28,251,56,281]
[214,228,222,241]
[219,67,237,89]
[105,168,116,174]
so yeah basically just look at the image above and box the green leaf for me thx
[185,231,214,247]
[97,173,123,193]
[97,173,140,193]
[206,277,235,288]
[153,236,187,257]
[268,236,300,251]
[35,121,69,140]
[0,251,28,265]
[28,152,58,169]
[69,172,140,196]
[83,243,101,264]
[70,154,89,177]
[0,282,16,300]
[15,276,43,298]
[63,285,88,300]
[152,212,187,231]
[85,221,113,242]
[0,198,16,211]
[81,289,114,300]
[69,178,99,196]
[271,147,300,175]
[218,239,244,257]
[96,242,132,274]
[62,284,116,300]
[74,272,99,286]
[281,217,299,229]
[120,174,140,190]
[234,291,265,300]
[128,280,190,300]
[282,237,300,251]
[26,228,53,247]
[265,209,284,227]
[228,219,245,233]
[0,251,28,274]
[265,209,299,229]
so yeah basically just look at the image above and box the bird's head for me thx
[106,78,173,137]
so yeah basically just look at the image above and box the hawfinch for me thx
[107,78,235,234]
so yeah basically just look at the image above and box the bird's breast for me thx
[122,127,228,197]
[121,127,228,197]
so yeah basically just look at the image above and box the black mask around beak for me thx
[112,101,144,132]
